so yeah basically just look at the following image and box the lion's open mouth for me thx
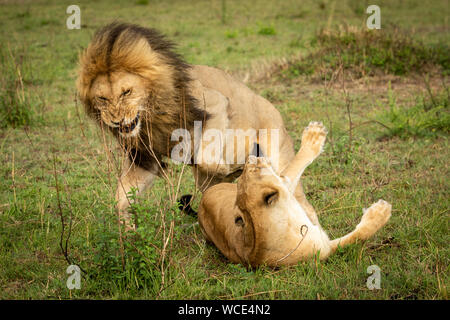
[119,113,140,134]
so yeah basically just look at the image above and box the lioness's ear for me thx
[264,191,279,205]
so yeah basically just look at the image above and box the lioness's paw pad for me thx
[301,121,327,155]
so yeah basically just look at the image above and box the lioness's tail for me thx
[178,194,198,217]
[329,199,392,252]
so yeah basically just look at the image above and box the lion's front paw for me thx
[300,121,327,157]
[117,207,137,232]
[123,222,136,233]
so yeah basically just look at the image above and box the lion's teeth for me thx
[119,114,139,133]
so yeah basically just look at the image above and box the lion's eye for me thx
[122,89,132,97]
[98,96,108,102]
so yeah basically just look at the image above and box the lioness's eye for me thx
[122,89,131,97]
[264,191,279,205]
[98,96,108,102]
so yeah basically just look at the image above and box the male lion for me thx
[77,23,317,230]
[198,122,392,266]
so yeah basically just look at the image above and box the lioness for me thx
[77,23,318,230]
[198,122,392,266]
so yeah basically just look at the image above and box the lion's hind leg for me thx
[329,199,392,253]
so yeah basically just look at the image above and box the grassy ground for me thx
[0,0,448,299]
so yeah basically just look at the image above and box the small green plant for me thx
[283,60,314,78]
[329,135,364,166]
[376,83,450,138]
[288,38,304,48]
[258,25,276,36]
[84,187,189,296]
[40,19,58,26]
[225,30,238,39]
[15,9,31,18]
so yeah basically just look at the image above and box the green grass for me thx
[0,45,44,128]
[257,25,277,36]
[375,83,449,138]
[0,0,449,300]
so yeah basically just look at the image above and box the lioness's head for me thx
[77,23,207,143]
[235,155,295,263]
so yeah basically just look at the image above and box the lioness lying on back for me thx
[198,122,392,267]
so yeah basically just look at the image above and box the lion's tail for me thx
[178,194,198,217]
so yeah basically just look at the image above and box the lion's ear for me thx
[264,191,279,206]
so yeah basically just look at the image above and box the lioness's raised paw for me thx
[357,199,392,240]
[300,121,327,157]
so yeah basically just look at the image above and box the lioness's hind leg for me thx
[355,199,392,240]
[329,199,392,252]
